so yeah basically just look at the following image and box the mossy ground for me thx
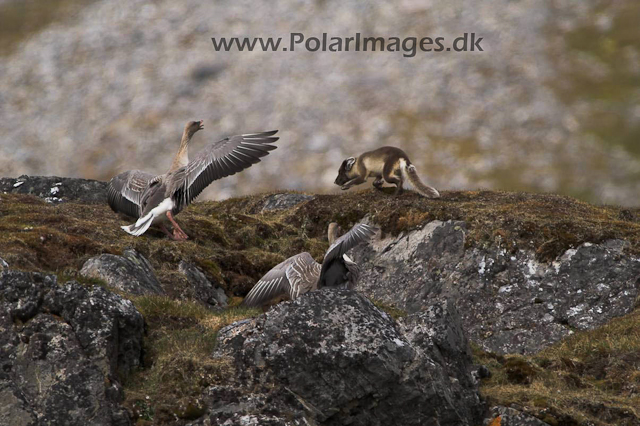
[123,296,260,424]
[1,189,638,282]
[1,188,639,424]
[475,308,640,425]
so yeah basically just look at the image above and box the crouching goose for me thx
[107,121,278,240]
[242,222,378,307]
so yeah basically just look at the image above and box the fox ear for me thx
[345,157,356,171]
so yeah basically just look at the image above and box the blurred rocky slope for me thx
[1,0,639,205]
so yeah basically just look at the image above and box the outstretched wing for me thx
[173,131,279,210]
[242,252,320,307]
[322,223,378,265]
[107,170,156,218]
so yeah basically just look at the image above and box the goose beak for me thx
[198,120,204,130]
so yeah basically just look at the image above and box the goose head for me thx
[185,120,205,136]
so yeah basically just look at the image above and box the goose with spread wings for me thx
[242,222,378,307]
[107,120,278,240]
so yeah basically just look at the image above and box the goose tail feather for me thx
[122,212,154,236]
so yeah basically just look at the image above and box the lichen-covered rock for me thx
[353,220,640,354]
[0,270,56,321]
[179,261,228,308]
[43,280,145,376]
[260,193,315,212]
[0,270,144,426]
[203,289,484,426]
[0,379,36,426]
[0,175,107,203]
[488,406,552,426]
[80,249,164,295]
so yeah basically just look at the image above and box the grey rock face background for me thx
[0,0,639,205]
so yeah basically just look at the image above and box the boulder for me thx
[0,175,107,203]
[200,289,484,426]
[260,193,315,213]
[80,249,164,295]
[353,221,640,354]
[179,261,228,308]
[0,270,144,426]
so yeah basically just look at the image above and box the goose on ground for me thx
[107,121,278,240]
[242,222,378,307]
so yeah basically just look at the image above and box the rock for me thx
[80,249,164,295]
[0,257,8,271]
[179,261,228,308]
[0,175,107,203]
[43,280,145,376]
[488,406,552,426]
[0,270,144,426]
[0,270,56,322]
[0,380,36,426]
[353,220,640,354]
[260,193,315,213]
[203,289,484,426]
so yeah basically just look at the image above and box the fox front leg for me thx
[341,176,366,190]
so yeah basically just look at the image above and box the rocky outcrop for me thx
[179,261,228,308]
[0,175,107,203]
[0,270,144,426]
[80,249,164,295]
[353,220,640,354]
[201,289,484,426]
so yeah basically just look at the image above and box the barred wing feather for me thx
[107,170,156,218]
[242,252,320,307]
[173,131,278,210]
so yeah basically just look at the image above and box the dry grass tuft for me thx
[476,309,640,426]
[123,296,260,424]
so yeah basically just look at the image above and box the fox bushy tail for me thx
[400,160,440,198]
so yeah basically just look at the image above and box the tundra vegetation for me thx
[0,188,639,424]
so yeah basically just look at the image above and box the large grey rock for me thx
[201,289,484,426]
[0,270,144,426]
[179,261,228,308]
[80,249,164,295]
[353,220,640,354]
[0,175,107,203]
